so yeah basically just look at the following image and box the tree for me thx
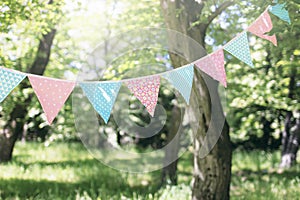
[160,0,233,199]
[277,1,300,167]
[226,0,300,167]
[0,0,60,162]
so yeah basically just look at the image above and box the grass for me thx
[231,150,300,200]
[0,142,299,200]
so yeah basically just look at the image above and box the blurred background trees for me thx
[0,0,61,161]
[226,1,300,168]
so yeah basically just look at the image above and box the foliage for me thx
[0,0,299,151]
[0,0,166,144]
[225,0,300,148]
[0,142,299,199]
[0,0,82,142]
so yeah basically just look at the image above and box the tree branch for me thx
[205,1,234,27]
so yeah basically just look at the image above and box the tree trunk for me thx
[260,116,272,149]
[0,133,16,162]
[160,0,232,199]
[280,112,300,168]
[0,28,56,162]
[280,67,299,168]
[161,105,181,186]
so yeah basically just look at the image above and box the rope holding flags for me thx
[0,3,291,124]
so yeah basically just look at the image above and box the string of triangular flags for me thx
[0,3,291,125]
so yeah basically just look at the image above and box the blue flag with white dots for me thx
[162,64,194,104]
[224,32,254,67]
[0,68,26,103]
[269,3,291,24]
[80,82,121,123]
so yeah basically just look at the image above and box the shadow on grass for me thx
[11,158,100,168]
[0,158,161,199]
[235,168,300,180]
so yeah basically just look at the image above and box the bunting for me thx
[80,82,121,123]
[224,32,254,67]
[0,3,291,125]
[0,68,26,103]
[28,75,76,124]
[269,3,291,24]
[248,11,277,46]
[162,64,194,104]
[125,76,160,116]
[195,49,227,87]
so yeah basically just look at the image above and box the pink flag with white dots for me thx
[125,76,160,116]
[248,10,277,46]
[28,75,76,124]
[195,49,227,87]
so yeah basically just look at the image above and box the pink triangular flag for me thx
[28,75,76,124]
[195,49,227,87]
[125,76,160,116]
[248,10,277,46]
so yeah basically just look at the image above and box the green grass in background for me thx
[0,142,299,200]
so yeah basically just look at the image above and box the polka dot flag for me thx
[269,3,291,24]
[125,76,160,117]
[80,82,122,123]
[28,75,76,125]
[195,49,227,87]
[224,32,254,67]
[162,64,194,104]
[248,11,277,46]
[0,67,26,103]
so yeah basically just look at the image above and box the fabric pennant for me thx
[248,11,277,46]
[224,32,254,67]
[125,76,160,116]
[0,67,26,103]
[80,82,121,123]
[269,3,291,24]
[28,75,76,124]
[162,64,194,104]
[195,49,227,87]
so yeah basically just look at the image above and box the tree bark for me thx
[160,0,232,199]
[280,67,299,168]
[0,28,56,162]
[280,111,300,168]
[161,105,181,186]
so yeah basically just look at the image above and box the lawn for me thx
[0,142,299,200]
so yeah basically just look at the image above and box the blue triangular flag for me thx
[224,32,254,67]
[162,64,194,104]
[269,3,291,24]
[0,68,26,103]
[80,82,121,123]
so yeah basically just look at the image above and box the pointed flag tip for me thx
[224,32,254,67]
[0,68,26,103]
[162,64,194,105]
[28,75,76,125]
[248,11,278,46]
[125,76,160,116]
[80,82,121,124]
[269,3,291,24]
[195,49,227,86]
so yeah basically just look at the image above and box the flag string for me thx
[0,3,291,124]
